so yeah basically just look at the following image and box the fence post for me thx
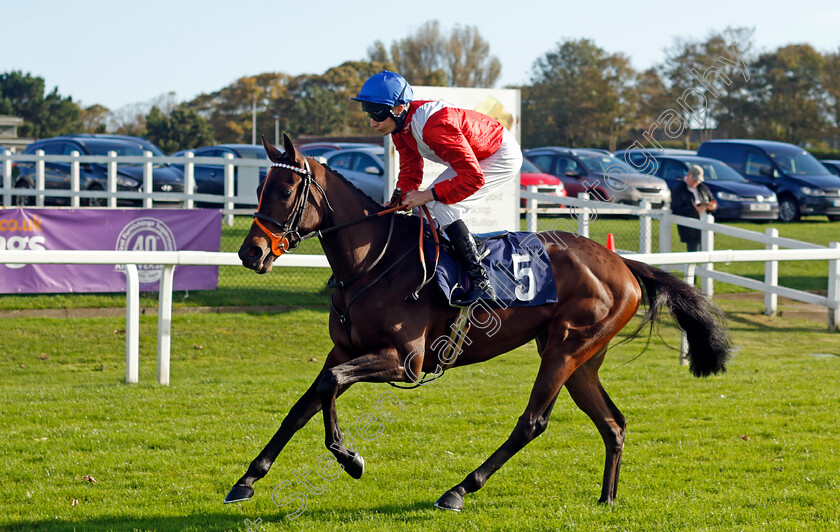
[639,199,652,253]
[70,151,81,208]
[143,151,154,209]
[764,227,779,316]
[224,153,235,226]
[526,185,537,232]
[700,212,714,296]
[185,151,195,210]
[107,151,118,208]
[576,192,590,239]
[36,149,45,207]
[829,242,839,332]
[2,149,11,206]
[124,264,140,384]
[659,207,672,254]
[157,264,176,385]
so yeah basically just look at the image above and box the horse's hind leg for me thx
[435,352,578,512]
[565,347,626,504]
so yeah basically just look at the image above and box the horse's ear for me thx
[262,135,283,163]
[282,133,298,162]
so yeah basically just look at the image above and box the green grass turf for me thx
[2,298,838,531]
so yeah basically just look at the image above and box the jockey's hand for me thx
[400,189,435,211]
[384,187,403,208]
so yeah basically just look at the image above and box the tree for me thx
[631,68,670,134]
[368,20,501,87]
[823,48,840,145]
[446,25,502,88]
[0,71,82,138]
[749,44,829,145]
[144,104,214,153]
[108,93,180,137]
[523,39,637,148]
[661,27,755,144]
[80,104,110,134]
[186,61,392,142]
[188,73,294,144]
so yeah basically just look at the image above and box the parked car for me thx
[613,147,696,162]
[12,136,184,207]
[171,144,269,204]
[66,134,167,156]
[0,144,6,181]
[697,140,840,222]
[524,147,671,207]
[299,142,380,161]
[821,159,840,177]
[324,146,385,201]
[623,153,779,220]
[520,157,566,207]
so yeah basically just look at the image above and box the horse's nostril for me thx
[247,247,260,258]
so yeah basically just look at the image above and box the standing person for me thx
[670,165,717,252]
[351,71,523,304]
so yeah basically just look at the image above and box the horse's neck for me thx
[318,180,397,281]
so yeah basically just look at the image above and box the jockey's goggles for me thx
[361,102,393,122]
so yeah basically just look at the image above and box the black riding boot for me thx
[445,220,498,304]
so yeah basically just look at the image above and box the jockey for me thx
[352,70,523,304]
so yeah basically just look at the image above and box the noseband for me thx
[253,158,326,256]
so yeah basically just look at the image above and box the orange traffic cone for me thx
[606,233,616,252]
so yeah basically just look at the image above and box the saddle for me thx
[421,218,558,309]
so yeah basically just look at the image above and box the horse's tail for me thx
[621,257,732,377]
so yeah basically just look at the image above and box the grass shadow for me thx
[5,512,253,532]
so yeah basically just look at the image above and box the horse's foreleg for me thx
[317,351,408,480]
[434,355,576,512]
[565,353,626,504]
[224,373,324,504]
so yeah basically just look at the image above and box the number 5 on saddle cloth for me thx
[427,226,559,308]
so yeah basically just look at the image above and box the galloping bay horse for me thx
[227,134,732,511]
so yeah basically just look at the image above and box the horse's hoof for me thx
[224,484,254,504]
[345,452,365,479]
[434,490,464,512]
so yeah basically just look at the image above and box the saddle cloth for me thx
[429,231,558,308]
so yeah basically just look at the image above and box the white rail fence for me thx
[1,246,837,385]
[523,187,838,317]
[0,150,268,224]
[0,251,328,385]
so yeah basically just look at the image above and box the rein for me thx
[253,158,404,256]
[252,159,434,302]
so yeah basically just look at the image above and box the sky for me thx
[3,0,839,111]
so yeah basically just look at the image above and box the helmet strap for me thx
[390,104,409,133]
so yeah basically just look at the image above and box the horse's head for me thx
[238,134,326,273]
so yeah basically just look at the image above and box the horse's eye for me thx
[280,188,293,200]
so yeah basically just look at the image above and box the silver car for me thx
[324,147,385,202]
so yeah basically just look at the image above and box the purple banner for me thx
[0,208,221,293]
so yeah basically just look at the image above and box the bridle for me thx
[252,156,408,256]
[252,155,438,294]
[252,158,326,256]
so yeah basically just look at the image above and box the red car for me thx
[521,157,566,206]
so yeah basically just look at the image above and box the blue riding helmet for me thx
[351,71,414,107]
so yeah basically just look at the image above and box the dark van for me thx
[697,140,840,221]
